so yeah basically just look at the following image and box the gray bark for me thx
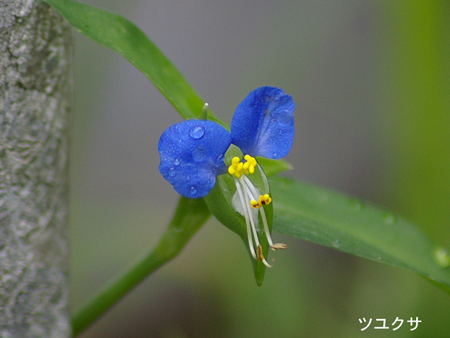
[0,0,72,337]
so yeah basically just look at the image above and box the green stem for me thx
[71,197,211,336]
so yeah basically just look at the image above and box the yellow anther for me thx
[228,155,257,178]
[259,194,272,206]
[246,155,257,166]
[256,245,273,268]
[256,245,264,262]
[250,200,260,209]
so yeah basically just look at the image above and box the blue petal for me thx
[158,120,231,198]
[231,86,295,159]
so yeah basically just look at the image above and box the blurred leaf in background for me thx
[376,1,450,337]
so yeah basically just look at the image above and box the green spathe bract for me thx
[205,144,275,286]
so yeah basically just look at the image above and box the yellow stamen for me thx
[228,154,257,178]
[250,194,272,209]
[257,245,264,261]
[257,245,273,268]
[259,194,272,206]
[250,200,260,208]
[229,156,281,268]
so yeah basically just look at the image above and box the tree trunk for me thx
[0,0,72,336]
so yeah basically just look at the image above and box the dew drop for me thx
[190,186,197,195]
[433,247,450,268]
[189,126,205,139]
[383,213,397,224]
[174,158,180,166]
[168,168,175,177]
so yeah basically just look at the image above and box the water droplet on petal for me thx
[434,247,450,268]
[168,168,175,177]
[190,186,197,195]
[174,158,180,166]
[189,126,205,139]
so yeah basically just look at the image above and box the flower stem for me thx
[71,197,211,336]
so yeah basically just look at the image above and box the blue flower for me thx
[158,120,231,198]
[231,86,295,159]
[158,86,295,198]
[158,86,295,266]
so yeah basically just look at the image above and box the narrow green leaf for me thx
[271,177,450,293]
[71,196,211,336]
[44,0,225,126]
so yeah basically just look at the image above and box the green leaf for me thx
[44,0,225,126]
[271,177,450,293]
[71,196,211,336]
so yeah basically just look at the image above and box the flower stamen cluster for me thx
[250,194,272,209]
[229,155,283,268]
[228,155,257,178]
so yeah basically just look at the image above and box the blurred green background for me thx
[70,1,450,337]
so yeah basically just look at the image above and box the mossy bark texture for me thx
[0,0,72,337]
